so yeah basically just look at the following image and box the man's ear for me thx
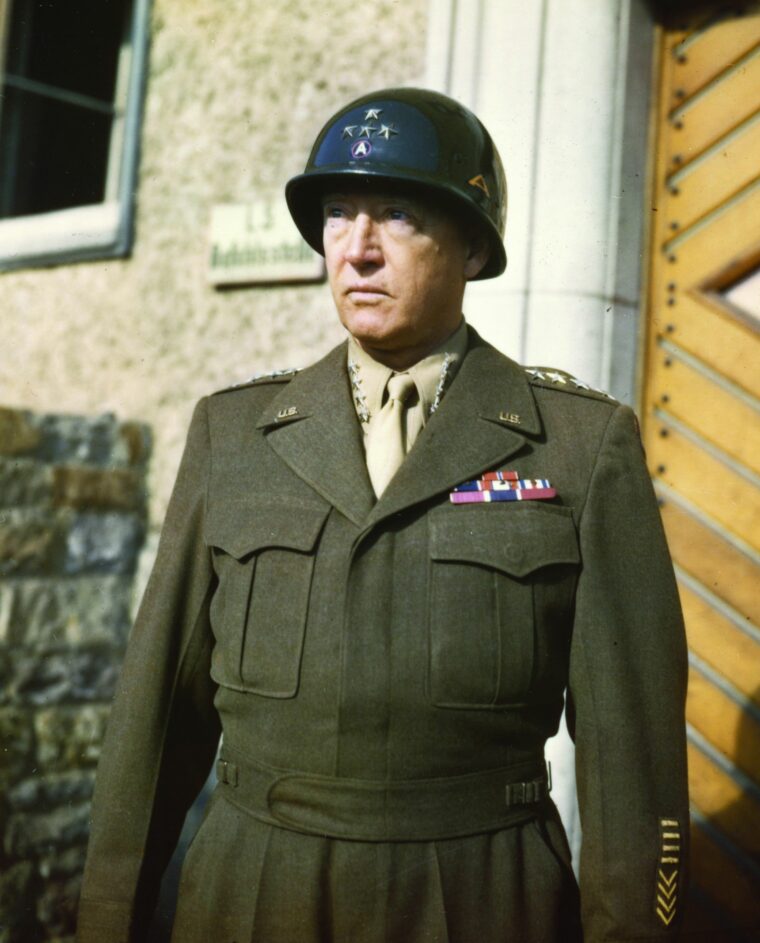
[463,232,491,281]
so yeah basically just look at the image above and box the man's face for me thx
[322,189,487,368]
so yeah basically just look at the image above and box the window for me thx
[0,0,150,269]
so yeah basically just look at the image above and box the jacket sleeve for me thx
[568,404,689,942]
[77,397,221,942]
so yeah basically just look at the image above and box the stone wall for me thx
[0,407,150,943]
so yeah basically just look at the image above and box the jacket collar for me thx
[256,328,542,527]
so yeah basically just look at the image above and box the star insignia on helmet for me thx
[342,125,358,139]
[571,377,591,390]
[364,108,382,120]
[545,371,567,384]
[377,123,398,140]
[525,368,546,381]
[359,124,377,138]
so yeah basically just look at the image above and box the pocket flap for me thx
[430,505,579,577]
[206,501,329,559]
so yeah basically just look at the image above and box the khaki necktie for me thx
[366,372,417,497]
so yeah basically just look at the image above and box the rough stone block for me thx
[0,458,52,508]
[0,582,12,643]
[0,509,61,577]
[39,843,87,880]
[118,421,152,469]
[36,872,81,938]
[64,512,145,576]
[10,651,120,708]
[0,408,41,457]
[0,860,37,938]
[34,705,112,767]
[0,709,35,786]
[8,770,96,812]
[35,413,120,466]
[8,575,133,647]
[4,801,91,857]
[53,465,145,513]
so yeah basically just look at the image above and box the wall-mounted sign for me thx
[208,198,324,286]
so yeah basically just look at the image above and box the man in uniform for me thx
[77,88,689,942]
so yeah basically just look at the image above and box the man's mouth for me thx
[346,283,387,294]
[345,284,389,302]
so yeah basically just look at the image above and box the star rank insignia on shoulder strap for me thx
[524,366,618,402]
[213,367,300,395]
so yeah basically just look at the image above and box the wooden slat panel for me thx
[645,16,760,937]
[680,586,760,704]
[669,48,760,160]
[669,16,760,100]
[647,351,760,472]
[688,744,760,858]
[690,821,760,932]
[664,502,760,629]
[646,424,760,551]
[687,671,760,783]
[644,294,760,399]
[666,118,760,231]
[662,178,760,275]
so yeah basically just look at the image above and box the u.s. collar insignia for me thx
[499,411,521,425]
[276,406,299,421]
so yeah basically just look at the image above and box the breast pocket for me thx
[206,501,329,698]
[428,504,579,709]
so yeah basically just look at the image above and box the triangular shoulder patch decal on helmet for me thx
[468,175,490,196]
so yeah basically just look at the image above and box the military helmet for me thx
[285,87,507,280]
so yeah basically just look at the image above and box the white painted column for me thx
[425,0,653,866]
[426,0,644,397]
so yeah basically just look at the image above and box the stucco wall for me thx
[0,0,429,526]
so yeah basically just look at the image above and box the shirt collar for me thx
[347,319,469,424]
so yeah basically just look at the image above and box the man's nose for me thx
[344,214,381,266]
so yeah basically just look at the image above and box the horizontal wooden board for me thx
[643,293,760,400]
[665,117,760,231]
[687,743,760,859]
[668,19,760,100]
[668,511,760,640]
[687,671,760,784]
[681,585,760,704]
[668,48,760,161]
[647,349,760,473]
[646,422,760,551]
[690,817,760,931]
[661,178,760,277]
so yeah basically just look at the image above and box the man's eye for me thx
[325,207,345,219]
[388,208,410,221]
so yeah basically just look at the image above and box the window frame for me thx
[0,0,150,271]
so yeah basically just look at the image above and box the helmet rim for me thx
[285,165,507,281]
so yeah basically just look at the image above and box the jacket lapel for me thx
[256,342,376,526]
[366,332,542,527]
[256,331,542,529]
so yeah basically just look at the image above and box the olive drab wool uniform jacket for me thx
[76,329,689,943]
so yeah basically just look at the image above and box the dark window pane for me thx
[0,0,131,217]
[5,0,129,103]
[0,87,112,217]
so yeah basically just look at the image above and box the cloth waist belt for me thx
[215,749,551,842]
